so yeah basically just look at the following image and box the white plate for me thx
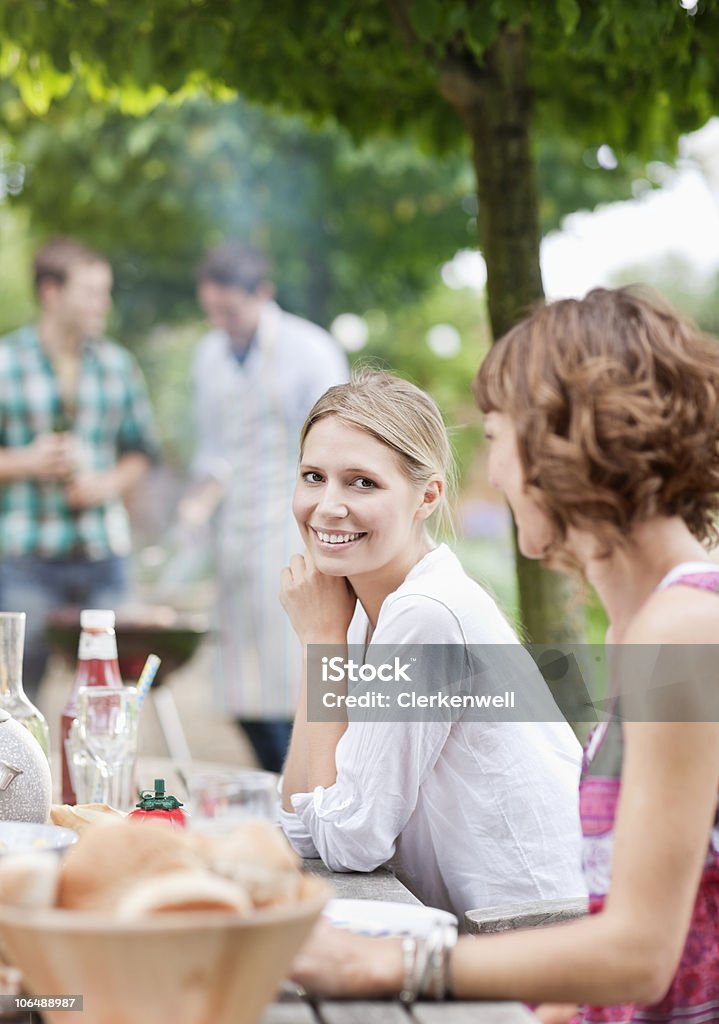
[323,898,457,938]
[0,822,78,856]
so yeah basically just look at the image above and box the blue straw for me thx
[136,654,161,706]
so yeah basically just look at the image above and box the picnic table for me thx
[44,759,537,1022]
[260,860,537,1024]
[13,857,537,1024]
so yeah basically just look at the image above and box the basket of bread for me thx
[0,808,328,1024]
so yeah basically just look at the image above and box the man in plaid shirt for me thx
[0,238,158,700]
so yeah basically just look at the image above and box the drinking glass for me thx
[185,770,278,832]
[76,686,139,809]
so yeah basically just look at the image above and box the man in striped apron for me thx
[184,243,348,772]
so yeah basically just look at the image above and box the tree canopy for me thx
[2,1,714,158]
[1,78,642,339]
[0,83,473,334]
[3,0,717,641]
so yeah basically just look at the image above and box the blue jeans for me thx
[238,719,292,774]
[0,555,129,702]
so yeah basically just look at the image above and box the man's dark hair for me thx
[197,243,272,294]
[34,237,108,292]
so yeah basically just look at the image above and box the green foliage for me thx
[3,0,716,642]
[0,1,706,372]
[357,279,490,479]
[0,73,648,344]
[134,320,199,468]
[1,1,717,161]
[0,83,473,337]
[0,204,34,334]
[535,134,652,235]
[1,0,701,343]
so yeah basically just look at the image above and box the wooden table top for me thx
[302,858,421,905]
[263,994,537,1024]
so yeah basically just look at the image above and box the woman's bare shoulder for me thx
[626,584,719,645]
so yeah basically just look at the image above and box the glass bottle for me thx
[61,608,124,804]
[0,612,51,759]
[52,406,73,434]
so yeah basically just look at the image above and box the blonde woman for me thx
[290,292,719,1024]
[279,370,584,917]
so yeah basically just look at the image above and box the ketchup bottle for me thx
[61,608,123,804]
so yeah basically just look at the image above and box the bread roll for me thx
[188,820,298,872]
[115,871,252,918]
[51,803,125,834]
[188,821,302,908]
[58,819,202,912]
[0,852,60,909]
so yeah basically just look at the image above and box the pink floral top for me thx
[576,569,719,1024]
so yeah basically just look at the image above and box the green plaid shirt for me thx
[0,325,159,560]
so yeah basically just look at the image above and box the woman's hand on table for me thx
[292,926,582,1016]
[291,921,401,998]
[280,553,357,645]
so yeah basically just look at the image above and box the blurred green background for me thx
[3,80,719,642]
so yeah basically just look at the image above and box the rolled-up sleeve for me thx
[279,800,321,859]
[281,716,450,872]
[280,596,462,871]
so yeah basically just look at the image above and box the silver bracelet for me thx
[398,924,457,1003]
[418,926,442,998]
[443,926,457,999]
[399,936,418,1004]
[399,932,432,1003]
[415,930,436,998]
[419,924,458,1000]
[430,930,445,999]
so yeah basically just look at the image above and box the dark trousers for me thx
[238,718,292,774]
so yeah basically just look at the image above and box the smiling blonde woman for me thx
[278,369,585,917]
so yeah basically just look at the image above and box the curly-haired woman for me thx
[291,288,719,1024]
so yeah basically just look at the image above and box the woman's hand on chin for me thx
[280,552,357,644]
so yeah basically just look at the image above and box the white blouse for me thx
[280,544,586,916]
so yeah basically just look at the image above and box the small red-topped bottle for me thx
[61,609,124,804]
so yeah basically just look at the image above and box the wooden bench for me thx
[466,896,588,934]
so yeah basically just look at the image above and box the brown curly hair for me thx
[473,287,719,556]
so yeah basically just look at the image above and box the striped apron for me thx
[213,303,303,719]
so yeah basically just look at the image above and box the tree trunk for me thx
[438,27,581,643]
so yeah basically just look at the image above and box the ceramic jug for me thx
[0,709,52,823]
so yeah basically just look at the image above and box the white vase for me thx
[0,709,52,823]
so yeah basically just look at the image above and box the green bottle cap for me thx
[134,777,184,811]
